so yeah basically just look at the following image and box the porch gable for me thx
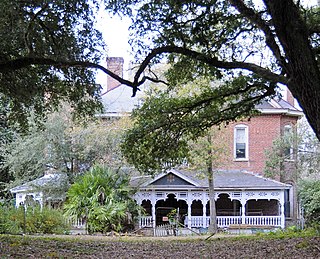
[151,173,195,186]
[145,170,200,187]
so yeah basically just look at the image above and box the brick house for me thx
[132,98,303,231]
[100,57,303,230]
[11,57,303,232]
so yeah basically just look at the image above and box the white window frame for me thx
[234,124,249,161]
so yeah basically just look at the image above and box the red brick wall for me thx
[219,114,298,175]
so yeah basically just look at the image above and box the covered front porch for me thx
[136,190,285,229]
[132,169,291,231]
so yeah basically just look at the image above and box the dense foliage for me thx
[299,180,320,226]
[121,76,245,174]
[4,106,129,186]
[0,0,319,145]
[0,98,15,198]
[64,165,140,234]
[0,0,106,126]
[0,204,69,234]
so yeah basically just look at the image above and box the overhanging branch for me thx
[0,45,287,98]
[135,45,288,92]
[0,57,135,89]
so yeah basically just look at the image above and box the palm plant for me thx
[64,165,140,233]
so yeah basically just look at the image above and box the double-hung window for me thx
[234,125,248,160]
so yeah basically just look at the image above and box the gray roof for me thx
[101,85,144,114]
[132,169,290,190]
[101,82,302,117]
[214,170,290,189]
[255,98,299,111]
[255,98,303,118]
[10,173,68,193]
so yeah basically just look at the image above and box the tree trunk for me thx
[208,173,217,234]
[207,134,217,234]
[263,0,320,140]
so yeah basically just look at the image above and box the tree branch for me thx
[0,45,286,99]
[135,45,288,94]
[0,57,135,89]
[228,0,286,68]
[24,4,49,54]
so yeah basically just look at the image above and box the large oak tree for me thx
[106,0,320,139]
[0,0,319,140]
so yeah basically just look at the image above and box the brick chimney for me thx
[286,88,295,107]
[106,57,124,92]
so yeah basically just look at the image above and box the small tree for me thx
[4,105,130,186]
[187,128,228,234]
[64,165,140,234]
[264,118,320,181]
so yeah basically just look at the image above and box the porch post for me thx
[151,202,156,228]
[151,190,156,229]
[187,194,192,229]
[240,198,246,224]
[279,190,285,229]
[202,192,207,228]
[37,192,44,211]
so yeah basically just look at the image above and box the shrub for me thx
[0,204,70,234]
[64,165,142,234]
[299,180,320,225]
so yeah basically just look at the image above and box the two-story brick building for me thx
[10,57,303,232]
[132,98,302,231]
[100,57,303,231]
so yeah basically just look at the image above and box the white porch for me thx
[132,169,292,231]
[134,189,287,230]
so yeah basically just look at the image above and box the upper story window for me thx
[234,125,249,160]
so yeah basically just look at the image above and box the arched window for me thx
[234,124,249,160]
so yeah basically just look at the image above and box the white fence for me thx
[154,224,176,237]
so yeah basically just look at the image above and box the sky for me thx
[95,11,131,90]
[99,0,318,56]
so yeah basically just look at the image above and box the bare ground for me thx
[0,234,319,258]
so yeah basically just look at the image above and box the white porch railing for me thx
[190,216,204,227]
[244,216,281,227]
[139,215,282,228]
[185,216,242,228]
[217,216,242,227]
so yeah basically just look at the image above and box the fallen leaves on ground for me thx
[0,234,319,258]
